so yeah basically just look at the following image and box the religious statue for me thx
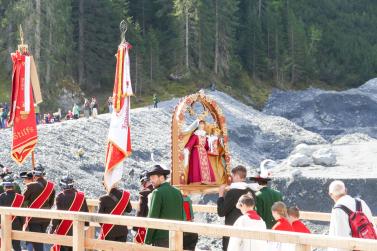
[207,126,227,184]
[184,120,216,184]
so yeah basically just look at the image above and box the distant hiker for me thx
[108,96,113,113]
[0,175,24,251]
[217,165,258,251]
[91,97,98,118]
[227,193,267,251]
[65,110,73,120]
[328,180,376,251]
[269,202,294,251]
[53,108,62,122]
[98,181,132,242]
[83,98,90,118]
[1,106,8,128]
[153,94,159,108]
[287,206,311,233]
[50,176,89,251]
[34,104,40,124]
[249,165,283,229]
[144,165,184,247]
[21,167,55,251]
[72,103,80,119]
[134,171,154,243]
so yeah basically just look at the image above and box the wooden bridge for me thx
[0,200,375,251]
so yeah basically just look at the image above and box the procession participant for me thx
[144,165,184,247]
[33,164,56,209]
[227,193,267,251]
[98,180,132,242]
[21,169,55,251]
[269,202,295,251]
[217,165,257,251]
[250,164,283,229]
[287,206,311,234]
[0,164,21,194]
[134,170,154,244]
[50,176,89,251]
[0,176,25,251]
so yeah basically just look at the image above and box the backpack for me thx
[335,199,377,240]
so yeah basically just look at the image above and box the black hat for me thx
[2,175,14,187]
[19,171,34,179]
[139,170,149,183]
[60,176,74,189]
[0,164,3,168]
[146,165,170,177]
[33,164,46,176]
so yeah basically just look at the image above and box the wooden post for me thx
[1,214,12,251]
[169,230,183,251]
[72,220,85,251]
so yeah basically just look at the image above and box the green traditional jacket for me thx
[255,186,283,229]
[145,182,184,244]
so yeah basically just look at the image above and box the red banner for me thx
[99,190,130,240]
[8,51,37,164]
[51,192,85,251]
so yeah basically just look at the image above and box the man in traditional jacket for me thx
[0,164,21,194]
[134,171,154,243]
[217,165,258,251]
[50,176,89,251]
[250,171,283,229]
[98,181,132,242]
[0,176,24,251]
[33,164,56,209]
[21,169,55,251]
[144,165,184,247]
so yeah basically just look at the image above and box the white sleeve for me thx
[227,218,243,251]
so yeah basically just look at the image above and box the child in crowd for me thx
[269,201,295,251]
[287,206,311,234]
[228,193,267,251]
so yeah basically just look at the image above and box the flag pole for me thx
[32,151,36,169]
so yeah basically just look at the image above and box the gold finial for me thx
[18,24,28,53]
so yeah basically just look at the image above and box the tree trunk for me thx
[78,0,85,87]
[185,5,189,71]
[214,0,219,75]
[135,48,138,96]
[6,23,13,72]
[150,46,153,82]
[275,30,279,84]
[34,0,41,66]
[46,21,52,86]
[142,0,145,36]
[258,0,262,18]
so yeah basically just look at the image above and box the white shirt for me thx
[328,195,374,251]
[227,214,267,251]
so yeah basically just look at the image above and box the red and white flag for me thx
[104,42,133,191]
[8,51,41,164]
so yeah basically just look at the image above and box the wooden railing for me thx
[1,207,377,251]
[86,199,377,224]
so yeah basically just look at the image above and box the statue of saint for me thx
[184,120,216,184]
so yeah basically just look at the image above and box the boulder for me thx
[291,143,319,157]
[312,148,337,166]
[288,153,313,167]
[332,133,377,145]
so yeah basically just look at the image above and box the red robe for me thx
[185,132,216,184]
[291,220,311,233]
[272,217,294,232]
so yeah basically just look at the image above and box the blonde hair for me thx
[271,201,288,218]
[329,180,346,197]
[238,193,255,207]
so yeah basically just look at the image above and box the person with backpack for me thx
[328,180,376,251]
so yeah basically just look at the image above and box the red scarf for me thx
[246,210,261,220]
[272,217,294,232]
[51,191,85,251]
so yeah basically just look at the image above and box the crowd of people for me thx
[0,163,375,251]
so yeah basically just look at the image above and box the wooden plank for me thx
[85,238,168,251]
[73,220,85,251]
[1,214,12,251]
[12,230,72,246]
